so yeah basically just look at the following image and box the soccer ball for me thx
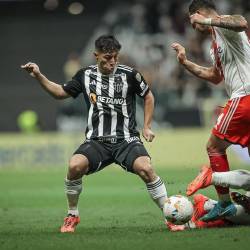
[163,195,193,225]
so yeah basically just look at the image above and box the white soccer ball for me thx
[163,195,194,225]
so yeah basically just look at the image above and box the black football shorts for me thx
[73,136,150,174]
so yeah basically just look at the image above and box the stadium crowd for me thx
[61,0,250,128]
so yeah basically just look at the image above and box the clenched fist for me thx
[21,62,41,78]
[142,127,155,142]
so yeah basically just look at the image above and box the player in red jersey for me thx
[172,0,250,221]
[167,193,250,232]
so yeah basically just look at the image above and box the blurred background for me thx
[1,0,250,167]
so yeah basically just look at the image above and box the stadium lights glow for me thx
[68,2,84,15]
[44,0,59,11]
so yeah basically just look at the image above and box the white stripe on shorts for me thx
[219,98,240,134]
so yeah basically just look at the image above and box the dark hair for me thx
[189,0,216,14]
[95,35,121,53]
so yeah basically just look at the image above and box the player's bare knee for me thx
[206,136,230,154]
[68,155,89,180]
[206,141,225,154]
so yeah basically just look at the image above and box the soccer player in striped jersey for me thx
[172,0,250,221]
[21,35,167,233]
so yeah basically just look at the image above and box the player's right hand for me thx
[21,62,41,77]
[171,43,187,65]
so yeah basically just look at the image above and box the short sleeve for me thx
[132,69,150,98]
[62,69,83,98]
[215,27,243,48]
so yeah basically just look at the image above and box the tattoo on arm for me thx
[212,15,248,32]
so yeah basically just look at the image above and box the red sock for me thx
[208,153,230,195]
[195,219,228,229]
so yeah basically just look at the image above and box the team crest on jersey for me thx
[89,93,97,104]
[114,82,123,93]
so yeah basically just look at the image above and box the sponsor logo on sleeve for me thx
[140,81,146,90]
[136,72,142,82]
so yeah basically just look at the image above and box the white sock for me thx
[146,176,167,209]
[65,178,83,215]
[68,209,79,216]
[204,199,217,211]
[212,170,250,190]
[226,204,250,225]
[245,191,250,197]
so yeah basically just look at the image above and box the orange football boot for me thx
[60,215,80,233]
[192,194,209,220]
[186,165,213,196]
[191,194,229,228]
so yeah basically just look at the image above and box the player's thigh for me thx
[73,140,113,175]
[207,134,231,153]
[118,141,156,181]
[116,140,150,172]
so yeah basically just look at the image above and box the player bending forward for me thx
[167,167,250,231]
[167,192,250,232]
[22,35,167,233]
[172,0,250,222]
[187,165,250,218]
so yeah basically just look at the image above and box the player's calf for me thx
[133,157,167,209]
[133,156,156,183]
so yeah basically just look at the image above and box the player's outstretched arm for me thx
[190,13,248,32]
[171,43,223,84]
[21,62,70,99]
[142,90,155,142]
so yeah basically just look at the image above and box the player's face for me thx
[95,51,119,75]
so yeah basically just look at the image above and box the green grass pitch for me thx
[0,129,250,250]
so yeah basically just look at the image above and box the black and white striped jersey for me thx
[62,64,150,140]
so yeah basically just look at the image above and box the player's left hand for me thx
[142,127,155,142]
[190,13,207,25]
